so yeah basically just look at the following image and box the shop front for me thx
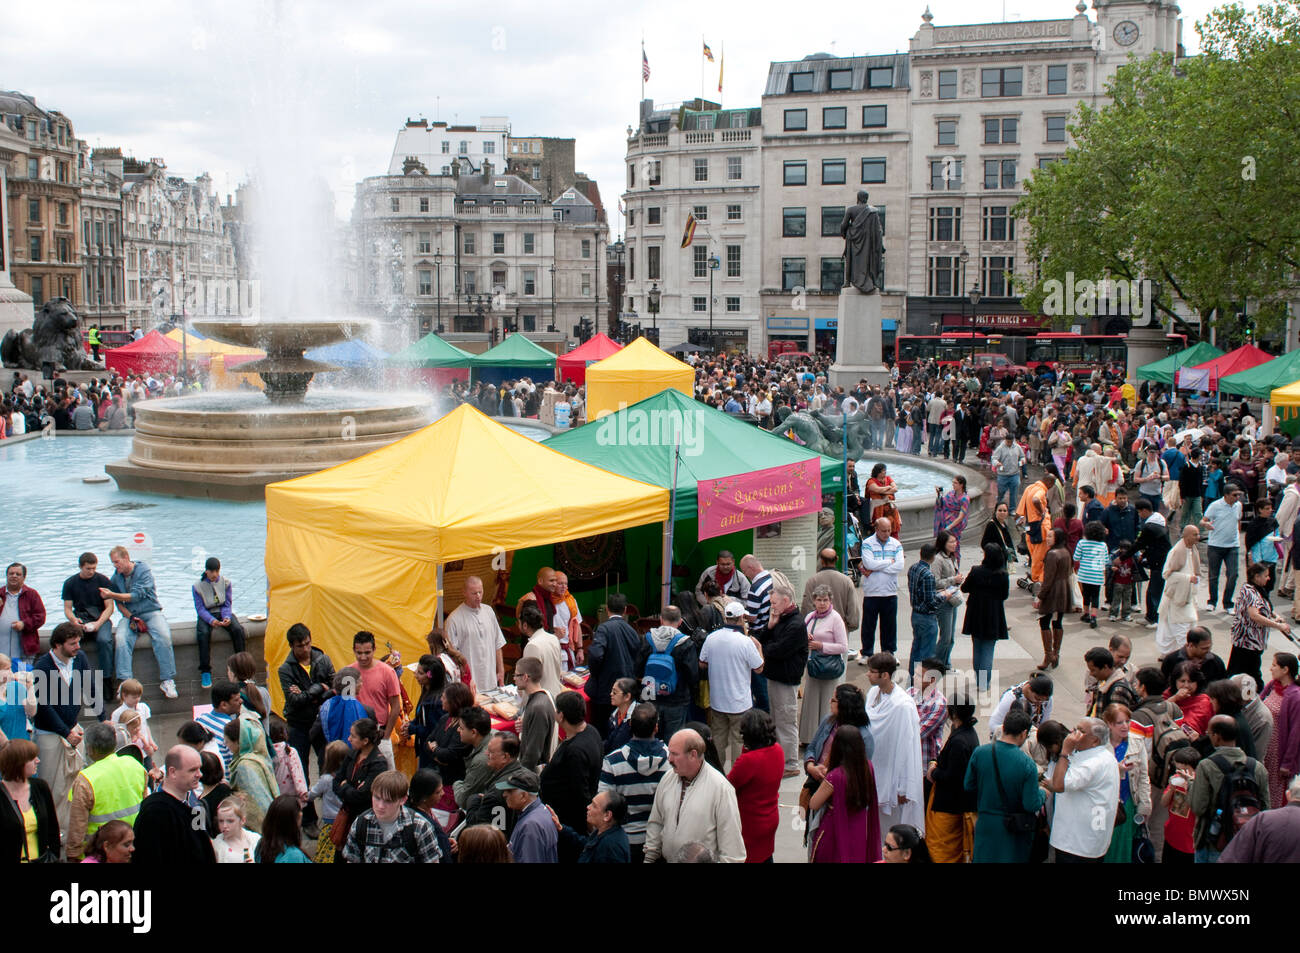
[766,316,810,359]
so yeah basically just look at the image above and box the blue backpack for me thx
[644,632,685,697]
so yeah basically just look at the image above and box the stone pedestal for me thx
[1125,325,1173,387]
[829,286,889,390]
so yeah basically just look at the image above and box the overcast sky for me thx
[1,0,1250,231]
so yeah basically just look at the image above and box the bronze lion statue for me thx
[1,297,103,372]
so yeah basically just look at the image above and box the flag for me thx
[642,47,650,82]
[718,50,724,93]
[681,212,697,248]
[618,198,625,215]
[703,42,714,62]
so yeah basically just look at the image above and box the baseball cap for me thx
[495,768,540,794]
[723,601,746,620]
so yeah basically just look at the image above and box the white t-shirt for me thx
[445,603,507,691]
[699,627,763,715]
[1048,744,1120,859]
[1267,464,1288,488]
[213,830,261,863]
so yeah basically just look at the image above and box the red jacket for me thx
[0,585,47,656]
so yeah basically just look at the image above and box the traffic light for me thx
[491,326,500,343]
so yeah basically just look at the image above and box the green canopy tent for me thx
[1135,342,1223,385]
[543,388,845,610]
[469,333,558,385]
[1218,349,1300,398]
[385,333,474,368]
[543,387,844,520]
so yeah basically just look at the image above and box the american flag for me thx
[642,48,650,82]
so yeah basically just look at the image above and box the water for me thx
[0,419,553,625]
[855,457,957,499]
[144,389,434,414]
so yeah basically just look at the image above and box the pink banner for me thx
[697,461,822,541]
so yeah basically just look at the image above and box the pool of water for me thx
[855,456,958,499]
[0,415,554,625]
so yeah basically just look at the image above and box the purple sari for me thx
[934,491,970,561]
[810,766,882,863]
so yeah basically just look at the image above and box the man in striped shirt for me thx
[195,680,242,776]
[598,704,668,864]
[741,555,774,713]
[909,658,949,770]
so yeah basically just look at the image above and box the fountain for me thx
[105,318,434,501]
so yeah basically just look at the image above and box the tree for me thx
[1017,1,1300,336]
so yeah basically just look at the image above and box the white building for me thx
[387,117,509,177]
[622,99,762,350]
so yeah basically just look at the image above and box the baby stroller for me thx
[846,511,864,584]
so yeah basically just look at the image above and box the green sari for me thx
[229,716,279,833]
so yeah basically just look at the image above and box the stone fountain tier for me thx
[106,391,434,501]
[192,318,369,403]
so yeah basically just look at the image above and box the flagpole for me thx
[701,34,705,102]
[641,36,645,105]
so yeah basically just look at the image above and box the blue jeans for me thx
[657,702,690,741]
[971,638,997,693]
[928,426,944,456]
[1194,847,1221,863]
[908,612,939,681]
[115,610,176,682]
[910,424,923,453]
[996,474,1021,508]
[935,603,957,666]
[870,419,887,450]
[1206,545,1238,609]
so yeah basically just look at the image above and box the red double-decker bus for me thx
[895,332,1127,378]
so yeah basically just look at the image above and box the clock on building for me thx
[1113,20,1140,46]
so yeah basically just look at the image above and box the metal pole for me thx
[436,564,445,626]
[842,421,849,573]
[662,435,681,611]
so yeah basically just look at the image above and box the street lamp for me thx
[958,246,971,329]
[708,251,720,351]
[549,263,557,333]
[647,282,661,341]
[611,239,625,338]
[434,249,443,333]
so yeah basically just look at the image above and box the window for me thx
[694,158,708,182]
[581,274,591,295]
[57,237,70,262]
[459,140,469,153]
[462,270,477,293]
[693,205,708,222]
[822,159,846,185]
[648,160,661,185]
[418,270,432,295]
[939,70,957,99]
[828,68,853,91]
[487,233,502,254]
[441,141,450,153]
[57,162,68,183]
[790,71,814,93]
[629,249,635,280]
[523,314,537,332]
[581,239,591,259]
[27,199,39,222]
[531,166,540,180]
[937,119,957,145]
[982,256,1014,297]
[727,156,742,180]
[30,276,43,306]
[928,256,960,296]
[483,141,495,153]
[930,159,963,190]
[694,246,709,277]
[823,107,847,129]
[1045,116,1067,143]
[648,207,662,225]
[28,236,40,261]
[868,67,893,88]
[1038,156,1062,169]
[817,257,844,292]
[523,232,535,254]
[821,206,845,236]
[726,296,741,312]
[982,206,1016,241]
[984,117,1018,144]
[782,258,805,292]
[1047,64,1068,95]
[784,109,808,131]
[417,231,431,253]
[27,158,38,179]
[390,197,400,212]
[523,269,536,295]
[494,268,508,291]
[983,159,1017,189]
[464,232,476,254]
[392,273,405,295]
[929,206,961,242]
[693,296,707,312]
[726,245,741,277]
[981,67,1023,98]
[863,105,887,128]
[783,207,807,237]
[647,246,661,280]
[860,158,886,183]
[628,209,636,226]
[784,161,807,186]
[628,164,635,188]
[727,204,742,221]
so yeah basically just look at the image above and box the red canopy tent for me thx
[556,333,623,385]
[1176,344,1273,392]
[105,330,181,377]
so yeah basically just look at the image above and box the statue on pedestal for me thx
[0,297,103,375]
[840,190,885,294]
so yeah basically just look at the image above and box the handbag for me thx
[329,806,352,849]
[990,744,1038,835]
[807,651,845,680]
[1133,821,1156,863]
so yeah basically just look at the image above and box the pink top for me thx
[805,609,848,656]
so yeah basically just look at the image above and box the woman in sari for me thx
[809,725,881,863]
[895,405,913,454]
[1102,703,1149,863]
[934,476,971,562]
[222,717,278,833]
[866,463,902,540]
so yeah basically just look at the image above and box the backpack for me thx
[644,632,686,698]
[1147,703,1190,788]
[1209,754,1264,851]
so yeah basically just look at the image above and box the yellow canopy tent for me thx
[584,337,694,420]
[263,404,670,713]
[1270,379,1300,419]
[163,327,264,361]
